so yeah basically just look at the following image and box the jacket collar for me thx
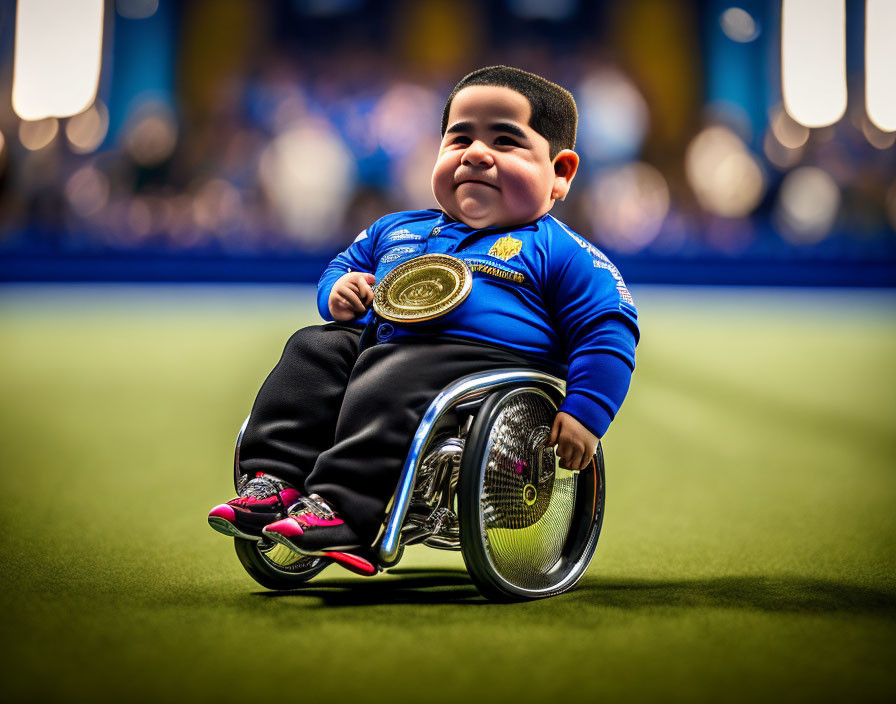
[434,211,546,239]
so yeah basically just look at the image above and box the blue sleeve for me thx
[545,229,640,437]
[316,225,380,321]
[558,319,637,438]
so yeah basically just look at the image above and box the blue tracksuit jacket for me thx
[317,209,639,438]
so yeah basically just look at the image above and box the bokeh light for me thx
[19,118,59,151]
[124,102,178,166]
[588,162,670,253]
[577,68,649,164]
[64,164,109,217]
[865,0,896,131]
[720,7,760,43]
[399,137,440,207]
[763,130,802,170]
[781,0,847,128]
[127,197,154,239]
[115,0,158,20]
[770,105,810,149]
[685,125,765,217]
[861,117,896,151]
[192,179,244,233]
[65,101,109,154]
[258,119,356,246]
[168,195,204,247]
[372,83,441,158]
[775,166,840,243]
[12,0,104,120]
[764,105,810,169]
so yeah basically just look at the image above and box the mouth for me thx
[456,179,497,189]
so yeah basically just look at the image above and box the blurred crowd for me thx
[0,0,893,275]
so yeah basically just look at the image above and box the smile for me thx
[456,179,497,189]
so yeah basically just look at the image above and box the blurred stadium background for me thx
[1,1,894,703]
[0,0,893,284]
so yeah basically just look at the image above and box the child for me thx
[208,66,639,575]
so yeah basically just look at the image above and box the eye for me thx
[495,135,521,147]
[450,135,472,146]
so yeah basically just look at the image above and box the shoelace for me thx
[236,474,295,516]
[288,494,336,520]
[241,475,284,500]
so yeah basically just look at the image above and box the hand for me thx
[549,411,600,471]
[328,272,376,321]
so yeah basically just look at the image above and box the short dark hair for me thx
[441,65,578,160]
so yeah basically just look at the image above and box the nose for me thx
[462,140,494,167]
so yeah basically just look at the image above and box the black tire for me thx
[232,418,328,589]
[234,538,329,590]
[458,386,605,601]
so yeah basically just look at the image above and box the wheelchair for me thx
[230,368,606,601]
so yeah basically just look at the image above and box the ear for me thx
[551,150,579,201]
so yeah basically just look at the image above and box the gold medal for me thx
[373,253,472,323]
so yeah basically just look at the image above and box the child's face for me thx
[432,85,568,229]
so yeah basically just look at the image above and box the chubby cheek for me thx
[504,167,549,210]
[431,157,456,206]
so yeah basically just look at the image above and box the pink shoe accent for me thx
[328,552,377,577]
[264,517,305,538]
[208,504,236,521]
[278,488,301,504]
[230,488,301,509]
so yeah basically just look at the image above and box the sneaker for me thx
[262,494,377,577]
[207,474,301,540]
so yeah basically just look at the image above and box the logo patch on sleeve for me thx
[386,229,423,242]
[379,244,422,264]
[556,222,635,308]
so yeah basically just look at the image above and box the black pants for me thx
[238,323,536,544]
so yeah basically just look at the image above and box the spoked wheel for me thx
[458,386,605,601]
[234,537,329,590]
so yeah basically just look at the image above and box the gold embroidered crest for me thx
[488,236,523,261]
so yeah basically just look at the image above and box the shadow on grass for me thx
[254,567,480,605]
[251,569,896,613]
[571,576,896,615]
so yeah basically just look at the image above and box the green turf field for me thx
[1,285,894,703]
